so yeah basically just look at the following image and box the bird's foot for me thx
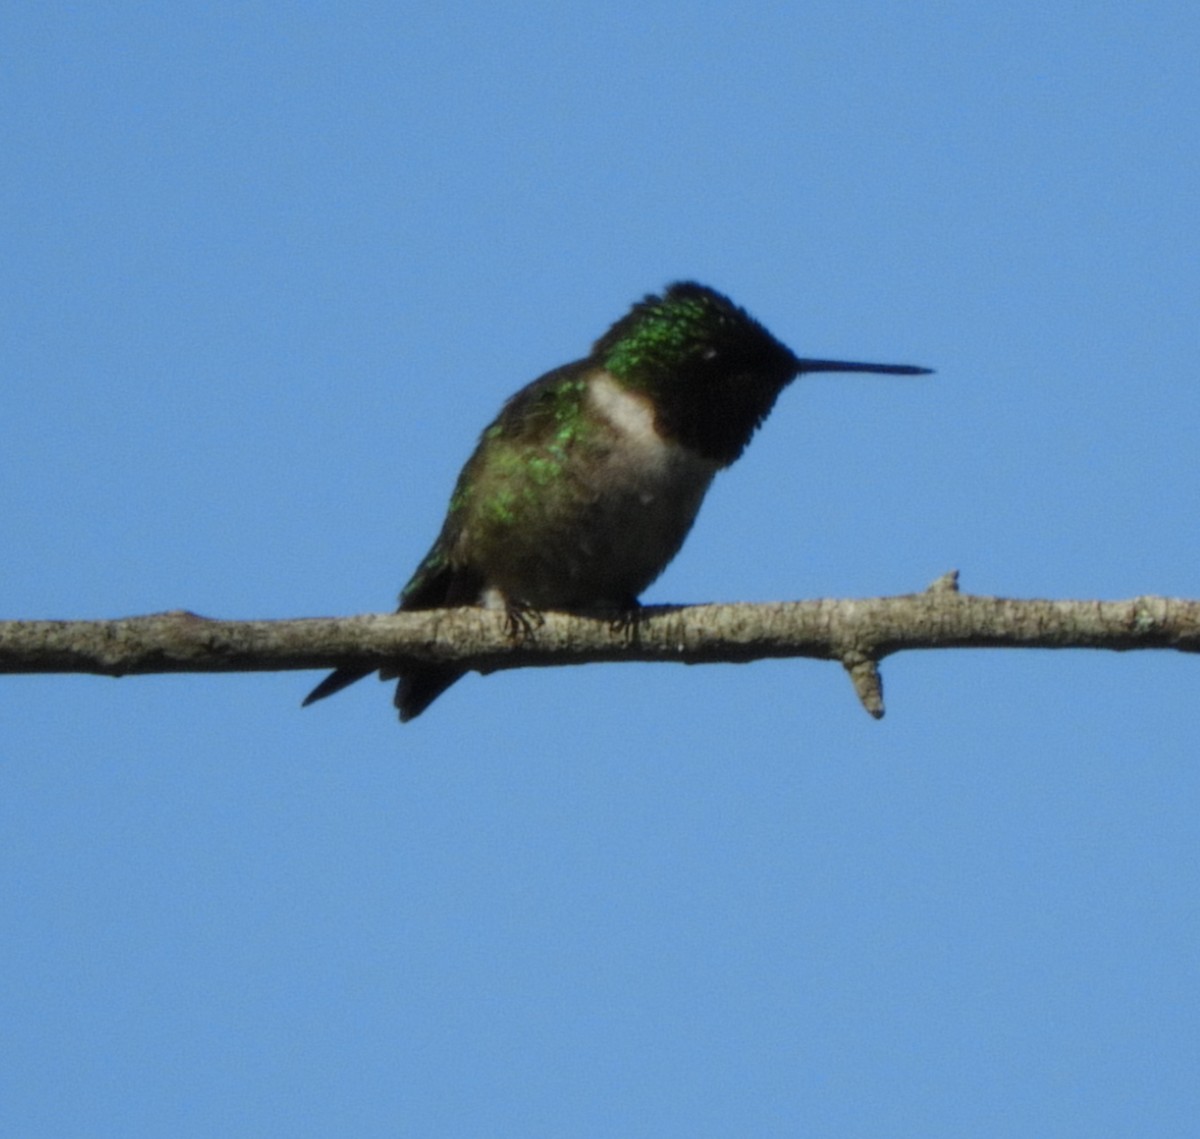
[503,601,545,641]
[608,598,643,644]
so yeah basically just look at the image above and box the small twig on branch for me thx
[2,573,1198,717]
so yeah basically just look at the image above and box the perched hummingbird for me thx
[304,282,931,720]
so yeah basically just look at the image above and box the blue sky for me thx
[3,3,1199,1135]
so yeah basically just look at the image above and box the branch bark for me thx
[2,573,1198,717]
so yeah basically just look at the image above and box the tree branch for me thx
[3,573,1198,717]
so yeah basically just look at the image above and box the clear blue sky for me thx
[4,3,1199,1135]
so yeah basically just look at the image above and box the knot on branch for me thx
[840,651,885,720]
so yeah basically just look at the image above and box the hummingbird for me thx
[303,282,931,721]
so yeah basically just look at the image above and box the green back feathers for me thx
[487,364,592,446]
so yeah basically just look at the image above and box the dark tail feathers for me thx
[301,667,373,707]
[391,667,464,722]
[303,664,463,722]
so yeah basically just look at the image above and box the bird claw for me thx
[608,600,642,643]
[504,603,544,640]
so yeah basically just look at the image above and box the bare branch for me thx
[3,575,1198,716]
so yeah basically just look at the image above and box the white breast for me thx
[470,373,720,608]
[583,371,717,517]
[585,373,669,456]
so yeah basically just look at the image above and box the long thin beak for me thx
[794,358,933,376]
